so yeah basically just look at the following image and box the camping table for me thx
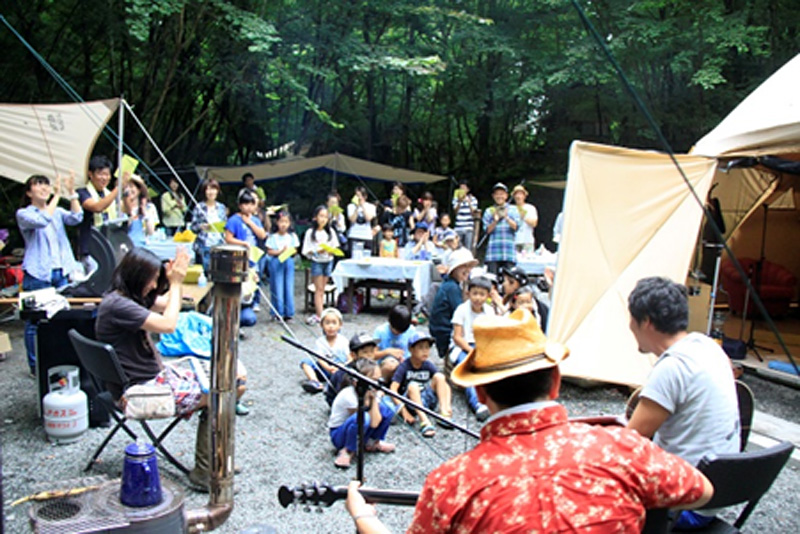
[516,253,557,275]
[181,283,214,312]
[332,258,432,313]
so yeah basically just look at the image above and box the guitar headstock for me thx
[278,482,345,510]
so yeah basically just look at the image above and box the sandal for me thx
[436,411,454,429]
[420,422,436,438]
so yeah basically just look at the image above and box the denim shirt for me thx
[190,201,227,251]
[16,204,83,281]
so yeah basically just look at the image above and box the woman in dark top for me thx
[96,247,246,490]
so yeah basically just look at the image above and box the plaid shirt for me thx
[408,404,707,534]
[482,203,520,262]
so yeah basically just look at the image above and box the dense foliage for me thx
[2,0,799,190]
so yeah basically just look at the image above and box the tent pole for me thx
[117,95,124,210]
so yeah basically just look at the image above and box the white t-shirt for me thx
[347,202,376,241]
[314,334,350,364]
[641,332,740,467]
[328,386,358,429]
[513,203,538,246]
[451,301,494,345]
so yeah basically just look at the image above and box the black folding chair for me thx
[735,380,754,452]
[68,329,190,474]
[644,440,794,533]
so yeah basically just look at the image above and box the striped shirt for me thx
[452,194,478,231]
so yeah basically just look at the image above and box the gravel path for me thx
[1,283,798,533]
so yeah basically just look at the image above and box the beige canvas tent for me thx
[0,99,119,186]
[692,53,800,241]
[548,141,717,387]
[197,152,447,185]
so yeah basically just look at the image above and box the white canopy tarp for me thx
[692,53,800,239]
[548,141,717,387]
[197,152,446,185]
[0,99,119,186]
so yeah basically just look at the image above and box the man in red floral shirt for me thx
[346,309,713,533]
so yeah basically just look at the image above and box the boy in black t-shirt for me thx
[390,333,452,438]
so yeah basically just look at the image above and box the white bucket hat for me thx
[447,248,479,275]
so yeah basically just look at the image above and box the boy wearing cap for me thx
[403,222,436,261]
[325,332,379,406]
[449,276,494,421]
[482,182,520,274]
[347,309,714,533]
[390,333,452,438]
[328,358,396,469]
[511,184,538,254]
[299,308,350,394]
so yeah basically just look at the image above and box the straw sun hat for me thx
[446,248,479,275]
[451,308,569,388]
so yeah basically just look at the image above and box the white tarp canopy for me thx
[0,99,119,187]
[197,152,447,185]
[692,53,800,239]
[548,141,717,387]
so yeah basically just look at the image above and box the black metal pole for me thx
[281,335,480,440]
[354,380,368,483]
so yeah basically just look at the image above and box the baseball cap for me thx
[408,332,435,348]
[350,332,378,353]
[492,182,508,193]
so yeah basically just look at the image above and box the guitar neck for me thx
[350,486,419,507]
[278,484,418,509]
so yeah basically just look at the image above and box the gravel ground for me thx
[1,282,798,533]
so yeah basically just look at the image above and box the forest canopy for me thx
[1,0,798,190]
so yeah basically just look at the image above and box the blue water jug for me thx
[120,441,163,507]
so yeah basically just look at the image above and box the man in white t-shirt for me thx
[627,276,739,530]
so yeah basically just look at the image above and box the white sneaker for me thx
[252,303,261,312]
[306,314,320,325]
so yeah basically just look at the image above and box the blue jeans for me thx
[268,256,295,318]
[455,349,482,412]
[23,269,68,371]
[672,511,715,530]
[329,402,394,452]
[240,305,257,327]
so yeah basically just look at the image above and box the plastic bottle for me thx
[197,271,208,287]
[711,311,725,345]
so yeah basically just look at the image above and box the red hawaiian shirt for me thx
[407,404,705,533]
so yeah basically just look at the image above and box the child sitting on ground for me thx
[390,333,452,438]
[300,308,349,394]
[373,304,417,383]
[508,284,547,326]
[449,276,494,421]
[325,332,378,406]
[329,358,396,468]
[403,222,436,261]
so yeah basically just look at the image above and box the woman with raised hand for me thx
[16,172,83,376]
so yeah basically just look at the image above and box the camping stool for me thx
[304,268,337,313]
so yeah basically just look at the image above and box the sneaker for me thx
[283,316,293,322]
[235,401,250,416]
[302,380,324,394]
[365,440,396,453]
[334,448,352,468]
[475,404,490,422]
[252,303,261,312]
[306,314,320,325]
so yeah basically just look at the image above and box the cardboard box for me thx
[0,331,11,353]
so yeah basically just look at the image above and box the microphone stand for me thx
[281,335,480,483]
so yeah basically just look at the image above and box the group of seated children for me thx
[298,246,551,468]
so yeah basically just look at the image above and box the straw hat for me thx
[511,184,528,197]
[446,248,479,275]
[451,308,569,388]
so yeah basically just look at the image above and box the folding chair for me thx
[68,329,190,474]
[303,267,336,313]
[644,440,794,533]
[735,380,754,452]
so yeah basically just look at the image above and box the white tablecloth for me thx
[143,240,195,263]
[516,254,557,275]
[332,258,432,299]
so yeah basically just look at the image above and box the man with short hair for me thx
[347,309,714,533]
[76,155,125,261]
[627,276,739,529]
